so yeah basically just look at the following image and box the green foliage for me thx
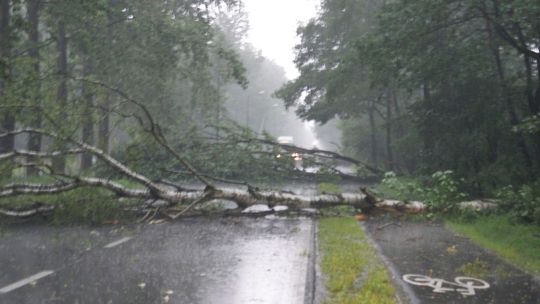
[275,0,380,123]
[378,172,424,201]
[447,215,540,275]
[495,181,540,225]
[279,0,540,191]
[380,171,466,212]
[318,218,396,304]
[0,187,138,225]
[50,190,136,226]
[513,115,540,134]
[422,171,467,212]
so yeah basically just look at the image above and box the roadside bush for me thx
[378,171,423,200]
[422,170,467,212]
[495,181,540,225]
[0,187,137,225]
[381,170,466,212]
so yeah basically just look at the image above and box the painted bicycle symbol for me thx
[403,274,490,296]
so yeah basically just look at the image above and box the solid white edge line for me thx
[104,236,132,248]
[0,270,54,294]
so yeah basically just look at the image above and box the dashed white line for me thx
[104,237,132,248]
[0,270,54,294]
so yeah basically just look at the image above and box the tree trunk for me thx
[485,17,533,175]
[536,57,540,114]
[52,20,68,173]
[368,100,378,167]
[522,52,540,165]
[26,0,42,176]
[0,0,15,177]
[97,0,117,154]
[391,89,402,170]
[97,96,110,153]
[385,89,394,170]
[515,23,540,159]
[522,44,537,115]
[535,57,540,167]
[81,59,95,171]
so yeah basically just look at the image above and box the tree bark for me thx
[52,17,68,173]
[97,0,117,154]
[81,59,95,171]
[98,95,111,153]
[521,43,537,115]
[52,20,68,173]
[0,0,15,177]
[385,89,394,170]
[485,16,533,175]
[536,57,540,114]
[26,0,42,176]
[391,88,403,170]
[368,100,378,167]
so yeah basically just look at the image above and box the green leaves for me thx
[496,181,540,225]
[275,0,382,123]
[513,115,540,134]
[381,171,467,212]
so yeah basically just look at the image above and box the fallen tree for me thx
[0,81,496,220]
[0,127,402,219]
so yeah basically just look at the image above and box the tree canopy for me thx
[277,0,540,192]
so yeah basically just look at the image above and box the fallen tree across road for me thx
[0,82,496,220]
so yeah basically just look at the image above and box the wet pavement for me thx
[363,217,540,304]
[0,217,314,304]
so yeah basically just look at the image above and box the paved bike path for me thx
[362,217,540,304]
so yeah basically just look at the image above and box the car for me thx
[276,136,303,168]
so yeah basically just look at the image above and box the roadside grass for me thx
[0,178,143,225]
[446,215,540,276]
[318,217,396,304]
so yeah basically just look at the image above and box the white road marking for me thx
[0,271,54,294]
[104,237,132,248]
[403,274,490,296]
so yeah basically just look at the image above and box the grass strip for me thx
[318,217,396,304]
[446,215,540,276]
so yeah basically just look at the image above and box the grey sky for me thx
[243,0,319,80]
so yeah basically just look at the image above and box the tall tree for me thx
[25,0,42,176]
[80,58,95,171]
[52,18,68,173]
[0,0,15,171]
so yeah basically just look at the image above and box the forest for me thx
[277,0,540,223]
[0,0,317,179]
[0,0,539,225]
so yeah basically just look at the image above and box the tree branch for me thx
[0,149,84,161]
[232,137,384,175]
[0,128,166,195]
[72,77,216,189]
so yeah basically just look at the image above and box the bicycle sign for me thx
[403,274,490,296]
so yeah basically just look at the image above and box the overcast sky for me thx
[243,0,319,80]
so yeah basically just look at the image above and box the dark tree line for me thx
[276,0,540,193]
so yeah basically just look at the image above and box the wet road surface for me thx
[0,217,314,304]
[363,217,540,304]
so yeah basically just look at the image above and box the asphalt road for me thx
[0,217,314,304]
